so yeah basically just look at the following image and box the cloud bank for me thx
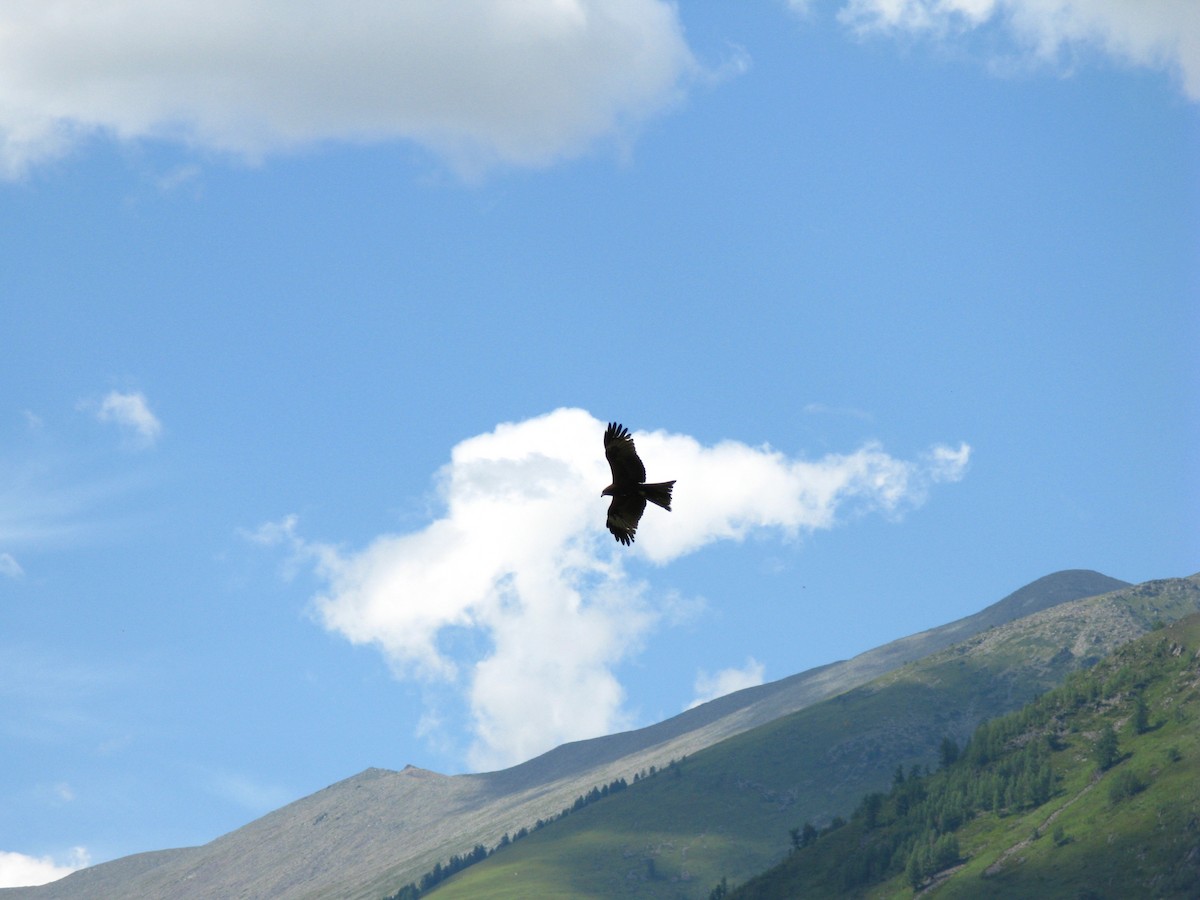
[0,0,694,178]
[836,0,1200,98]
[0,848,89,889]
[687,657,766,710]
[265,408,969,770]
[5,2,1192,179]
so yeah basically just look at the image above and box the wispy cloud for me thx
[0,466,111,550]
[0,457,156,555]
[687,657,765,710]
[256,409,969,770]
[0,644,137,746]
[206,770,295,814]
[93,391,162,449]
[0,0,696,179]
[0,553,23,579]
[0,847,89,889]
[803,402,873,422]
[834,0,1200,99]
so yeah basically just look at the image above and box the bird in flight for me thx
[601,422,675,545]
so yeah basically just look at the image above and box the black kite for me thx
[601,422,675,546]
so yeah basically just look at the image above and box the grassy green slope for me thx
[930,615,1200,900]
[417,576,1200,900]
[732,610,1200,899]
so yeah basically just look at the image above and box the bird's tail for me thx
[643,480,675,511]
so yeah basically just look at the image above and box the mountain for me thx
[422,574,1199,899]
[728,610,1200,899]
[0,569,1137,900]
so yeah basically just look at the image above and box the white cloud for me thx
[267,408,969,770]
[0,847,89,889]
[687,657,766,710]
[627,431,969,563]
[94,391,162,448]
[0,553,23,578]
[0,0,696,178]
[240,515,301,547]
[836,0,1200,99]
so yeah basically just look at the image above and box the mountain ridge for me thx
[425,574,1200,898]
[726,610,1200,898]
[1,569,1132,899]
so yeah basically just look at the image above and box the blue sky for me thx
[2,0,1198,886]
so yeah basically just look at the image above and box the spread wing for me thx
[607,494,647,546]
[604,422,646,488]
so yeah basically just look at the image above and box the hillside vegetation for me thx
[730,612,1200,899]
[409,576,1200,899]
[5,573,1186,900]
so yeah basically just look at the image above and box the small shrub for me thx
[1107,768,1147,805]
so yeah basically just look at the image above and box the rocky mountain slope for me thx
[1,570,1131,900]
[424,574,1200,898]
